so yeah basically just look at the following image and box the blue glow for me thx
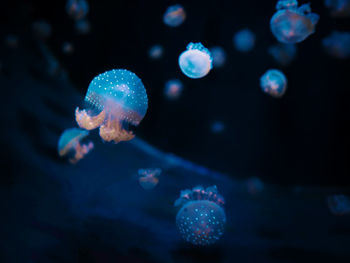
[268,43,297,66]
[322,31,350,59]
[163,4,186,27]
[164,79,183,100]
[209,46,226,68]
[327,195,350,215]
[148,44,164,60]
[260,69,287,98]
[233,29,255,52]
[66,0,89,20]
[324,0,350,17]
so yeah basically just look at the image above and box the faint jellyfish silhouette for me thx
[322,31,350,59]
[179,42,212,79]
[324,0,350,17]
[62,42,74,54]
[163,4,186,27]
[268,43,297,66]
[66,0,89,20]
[138,168,162,190]
[210,121,225,134]
[148,44,164,60]
[327,195,350,215]
[58,128,94,164]
[164,79,183,100]
[75,19,90,34]
[75,69,148,143]
[209,46,226,68]
[32,20,52,40]
[270,0,319,44]
[233,29,256,52]
[260,69,287,98]
[175,185,226,246]
[4,35,18,48]
[246,177,264,195]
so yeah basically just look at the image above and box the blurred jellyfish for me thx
[75,19,91,34]
[260,69,287,98]
[179,42,212,79]
[174,185,226,246]
[138,168,162,190]
[268,43,297,66]
[58,128,94,164]
[75,69,148,143]
[148,44,164,60]
[270,0,319,44]
[324,0,350,17]
[32,20,52,40]
[210,121,225,134]
[322,31,350,59]
[4,35,18,48]
[62,42,74,54]
[233,29,256,52]
[327,195,350,215]
[164,79,183,100]
[246,177,264,195]
[209,46,227,68]
[163,4,186,27]
[66,0,89,20]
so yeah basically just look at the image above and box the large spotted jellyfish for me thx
[178,42,213,79]
[174,185,226,246]
[75,69,148,143]
[260,69,287,98]
[270,0,319,44]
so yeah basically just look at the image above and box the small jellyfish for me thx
[75,19,90,35]
[270,0,319,44]
[75,69,148,143]
[148,44,164,60]
[324,0,350,17]
[210,121,225,134]
[138,168,162,190]
[179,42,212,79]
[164,79,183,100]
[58,128,94,164]
[268,43,297,66]
[163,4,186,27]
[246,177,264,195]
[260,69,287,98]
[327,195,350,215]
[233,29,256,52]
[32,20,52,40]
[62,42,74,54]
[4,35,18,48]
[174,185,226,246]
[322,31,350,59]
[209,46,227,68]
[66,0,89,20]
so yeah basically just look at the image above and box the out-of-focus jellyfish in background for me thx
[260,69,287,98]
[164,79,183,100]
[32,20,52,40]
[75,19,91,35]
[66,0,89,20]
[324,0,350,17]
[4,34,19,48]
[322,31,350,59]
[179,42,212,79]
[268,43,297,66]
[233,29,255,52]
[138,168,162,190]
[270,0,319,44]
[58,128,94,164]
[75,69,148,143]
[148,44,164,60]
[210,121,225,134]
[209,46,227,68]
[163,4,186,27]
[327,195,350,215]
[62,42,74,54]
[174,185,226,246]
[246,177,264,195]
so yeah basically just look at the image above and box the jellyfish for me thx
[327,195,350,215]
[322,31,350,59]
[179,42,212,79]
[62,42,74,54]
[163,4,186,27]
[138,168,162,190]
[164,79,183,100]
[210,121,225,134]
[66,0,89,20]
[75,69,148,143]
[32,20,52,40]
[270,0,319,44]
[209,46,227,68]
[260,69,287,98]
[324,0,350,17]
[58,128,94,164]
[174,185,226,246]
[233,29,256,52]
[268,43,297,66]
[246,177,264,195]
[75,19,90,35]
[148,44,164,60]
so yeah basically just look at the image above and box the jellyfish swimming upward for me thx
[260,69,287,98]
[175,185,226,246]
[270,0,319,44]
[75,69,148,143]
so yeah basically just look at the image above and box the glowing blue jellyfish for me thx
[164,79,183,100]
[209,46,226,68]
[246,177,264,195]
[163,4,186,27]
[260,69,287,98]
[75,19,90,35]
[66,0,89,20]
[211,121,225,134]
[32,20,52,40]
[324,0,350,17]
[75,69,148,143]
[322,31,350,59]
[138,168,162,190]
[268,43,297,66]
[62,42,74,54]
[148,44,164,60]
[233,29,256,52]
[327,195,350,215]
[58,128,94,164]
[175,185,226,246]
[270,0,319,44]
[179,43,212,79]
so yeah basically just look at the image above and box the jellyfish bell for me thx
[164,79,183,100]
[179,42,213,79]
[75,69,148,144]
[233,29,255,52]
[148,44,164,60]
[138,168,162,190]
[66,0,89,20]
[163,4,186,27]
[260,69,287,98]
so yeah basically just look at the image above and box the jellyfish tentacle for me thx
[75,107,106,130]
[99,115,135,143]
